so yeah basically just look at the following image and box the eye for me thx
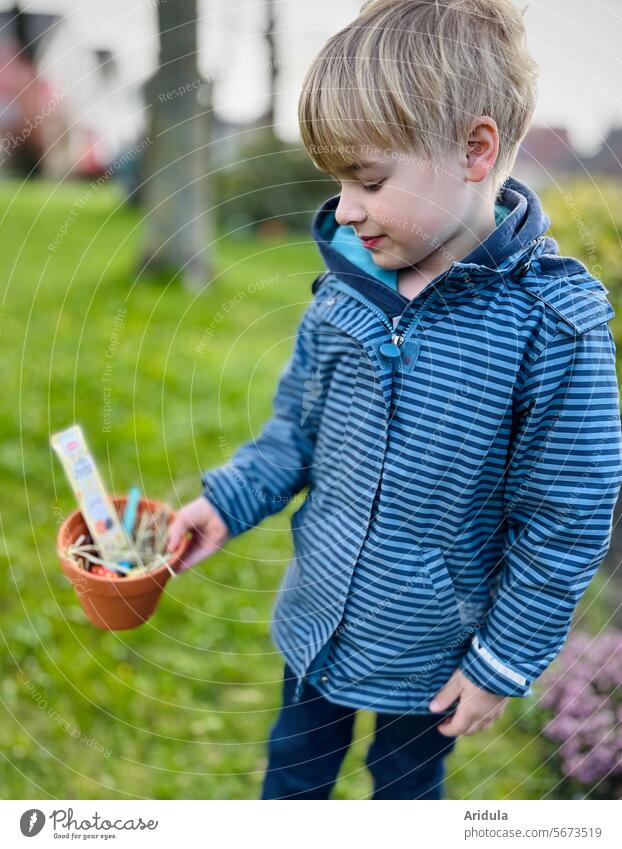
[362,180,385,193]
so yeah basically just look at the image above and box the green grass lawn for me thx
[0,177,619,799]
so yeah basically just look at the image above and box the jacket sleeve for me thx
[459,320,622,697]
[200,302,320,538]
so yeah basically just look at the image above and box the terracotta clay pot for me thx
[57,497,190,631]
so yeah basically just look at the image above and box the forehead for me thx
[337,159,383,175]
[329,147,393,177]
[326,143,439,178]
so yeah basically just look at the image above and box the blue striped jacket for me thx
[202,177,622,714]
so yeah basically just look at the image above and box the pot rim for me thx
[57,496,190,589]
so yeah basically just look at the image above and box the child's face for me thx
[331,145,476,270]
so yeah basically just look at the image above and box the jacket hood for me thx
[310,176,556,316]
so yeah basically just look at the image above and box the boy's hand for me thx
[166,496,231,572]
[428,669,509,736]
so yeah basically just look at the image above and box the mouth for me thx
[358,234,385,249]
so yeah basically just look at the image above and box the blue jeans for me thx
[261,664,458,799]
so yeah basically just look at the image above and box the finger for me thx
[475,707,500,726]
[436,710,473,737]
[176,540,221,571]
[166,514,188,551]
[176,548,203,572]
[464,722,488,737]
[429,677,461,713]
[465,713,497,735]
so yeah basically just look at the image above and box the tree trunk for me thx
[140,0,213,291]
[263,0,277,131]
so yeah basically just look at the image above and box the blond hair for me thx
[298,0,538,194]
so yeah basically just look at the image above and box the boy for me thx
[167,0,622,799]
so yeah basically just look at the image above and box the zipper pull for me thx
[380,336,402,360]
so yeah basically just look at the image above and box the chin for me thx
[371,251,405,269]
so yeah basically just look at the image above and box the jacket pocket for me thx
[404,546,469,651]
[419,546,463,633]
[336,543,470,675]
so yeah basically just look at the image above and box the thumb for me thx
[167,512,189,552]
[429,672,462,712]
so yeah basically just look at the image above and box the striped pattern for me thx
[202,235,622,714]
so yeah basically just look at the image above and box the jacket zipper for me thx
[391,292,433,347]
[328,273,450,345]
[327,278,396,335]
[390,269,453,347]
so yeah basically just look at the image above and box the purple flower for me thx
[537,629,622,789]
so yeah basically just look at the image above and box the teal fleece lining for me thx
[329,203,512,291]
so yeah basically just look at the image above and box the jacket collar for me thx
[311,176,553,316]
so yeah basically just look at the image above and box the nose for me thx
[334,186,367,227]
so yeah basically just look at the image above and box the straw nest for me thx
[62,506,178,579]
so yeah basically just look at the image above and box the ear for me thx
[464,117,499,184]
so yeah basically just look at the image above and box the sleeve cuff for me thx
[459,633,534,698]
[201,465,268,538]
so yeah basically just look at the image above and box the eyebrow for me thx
[342,161,380,173]
[330,161,384,179]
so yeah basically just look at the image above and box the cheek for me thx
[402,196,456,242]
[371,198,412,237]
[414,203,451,238]
[371,173,458,243]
